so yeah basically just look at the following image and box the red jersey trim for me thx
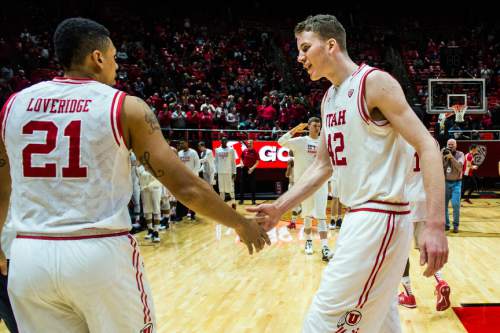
[1,93,19,141]
[357,68,380,124]
[351,63,366,78]
[16,231,129,240]
[348,208,411,215]
[52,76,97,84]
[110,91,121,146]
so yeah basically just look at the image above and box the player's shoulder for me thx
[12,80,52,98]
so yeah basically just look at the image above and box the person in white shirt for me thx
[215,137,237,209]
[138,165,162,242]
[129,151,142,228]
[178,140,200,220]
[198,141,215,187]
[278,118,332,261]
[285,151,302,229]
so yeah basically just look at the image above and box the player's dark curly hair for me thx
[295,14,347,51]
[53,17,110,69]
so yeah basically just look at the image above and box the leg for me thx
[0,271,18,333]
[380,296,403,333]
[444,182,452,230]
[151,186,162,241]
[239,168,246,204]
[304,217,313,255]
[249,170,257,204]
[65,235,156,332]
[302,211,411,333]
[451,181,462,231]
[141,189,154,239]
[8,239,88,333]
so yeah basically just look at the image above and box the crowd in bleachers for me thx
[1,12,499,144]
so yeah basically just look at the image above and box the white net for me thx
[451,104,467,122]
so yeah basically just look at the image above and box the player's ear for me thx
[327,38,337,52]
[91,50,104,69]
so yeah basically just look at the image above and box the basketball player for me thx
[177,139,200,220]
[137,165,162,242]
[0,17,270,332]
[328,168,343,230]
[215,137,237,209]
[278,119,332,261]
[130,151,142,229]
[198,141,215,187]
[285,151,302,229]
[248,14,447,332]
[399,147,451,311]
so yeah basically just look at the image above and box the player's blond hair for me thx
[295,14,347,51]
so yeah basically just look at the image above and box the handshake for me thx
[234,202,281,255]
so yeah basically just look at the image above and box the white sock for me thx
[402,276,413,295]
[434,271,443,283]
[147,223,153,230]
[321,238,328,247]
[154,224,160,232]
[305,232,312,241]
[291,214,297,223]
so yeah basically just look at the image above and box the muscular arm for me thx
[121,96,247,231]
[365,71,447,276]
[365,71,445,227]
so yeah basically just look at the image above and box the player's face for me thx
[296,31,329,81]
[308,121,321,135]
[100,38,118,86]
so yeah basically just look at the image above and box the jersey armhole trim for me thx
[1,93,19,141]
[110,91,121,146]
[115,92,127,148]
[358,68,387,126]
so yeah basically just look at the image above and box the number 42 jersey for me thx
[1,77,132,234]
[322,64,410,208]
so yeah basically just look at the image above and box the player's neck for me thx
[308,133,319,140]
[325,56,359,87]
[64,68,98,81]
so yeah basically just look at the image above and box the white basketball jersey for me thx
[403,142,425,203]
[278,132,318,179]
[178,148,200,174]
[2,77,132,234]
[214,147,236,174]
[322,64,410,207]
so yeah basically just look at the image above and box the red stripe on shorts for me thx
[128,235,152,324]
[356,214,392,308]
[360,214,396,308]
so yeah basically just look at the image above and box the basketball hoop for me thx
[451,104,467,123]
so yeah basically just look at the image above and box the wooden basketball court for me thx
[1,198,498,332]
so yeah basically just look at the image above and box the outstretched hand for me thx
[246,203,281,232]
[235,217,271,255]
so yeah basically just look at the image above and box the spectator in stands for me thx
[442,139,464,233]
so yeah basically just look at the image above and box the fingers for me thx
[262,229,271,245]
[246,206,260,213]
[245,241,253,255]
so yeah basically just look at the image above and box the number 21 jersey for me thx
[1,77,132,234]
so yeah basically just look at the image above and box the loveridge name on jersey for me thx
[26,98,93,114]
